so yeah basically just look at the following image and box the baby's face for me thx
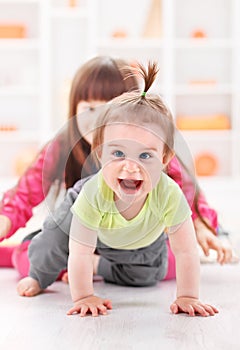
[99,123,169,204]
[76,100,106,144]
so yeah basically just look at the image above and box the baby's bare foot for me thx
[17,277,42,297]
[61,254,100,284]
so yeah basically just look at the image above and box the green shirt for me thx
[71,171,191,249]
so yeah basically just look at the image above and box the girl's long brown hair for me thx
[59,56,139,189]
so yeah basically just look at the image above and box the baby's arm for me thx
[67,217,112,317]
[168,218,219,317]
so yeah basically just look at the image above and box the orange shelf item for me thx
[191,29,207,38]
[176,114,230,130]
[68,0,77,6]
[189,79,216,85]
[0,124,17,131]
[195,152,218,176]
[0,24,26,39]
[112,30,128,38]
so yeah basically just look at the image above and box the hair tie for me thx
[141,91,146,97]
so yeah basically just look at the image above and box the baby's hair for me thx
[92,61,175,161]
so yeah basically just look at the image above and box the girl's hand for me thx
[0,215,11,240]
[194,218,236,264]
[67,295,112,317]
[170,297,219,317]
[197,228,233,264]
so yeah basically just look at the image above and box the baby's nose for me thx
[122,160,140,173]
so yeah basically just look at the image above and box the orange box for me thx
[176,114,230,130]
[191,29,207,38]
[0,24,26,38]
[195,152,218,176]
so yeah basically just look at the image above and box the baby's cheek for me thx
[145,164,162,188]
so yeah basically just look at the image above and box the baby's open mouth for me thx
[118,179,143,192]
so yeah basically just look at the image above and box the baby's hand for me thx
[17,277,42,297]
[170,297,219,317]
[67,295,112,317]
[0,215,11,240]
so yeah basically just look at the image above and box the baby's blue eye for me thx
[139,152,151,159]
[113,150,125,158]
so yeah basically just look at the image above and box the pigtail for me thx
[137,61,159,96]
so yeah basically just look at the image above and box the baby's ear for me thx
[162,150,175,166]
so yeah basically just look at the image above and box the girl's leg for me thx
[11,240,30,278]
[12,240,67,280]
[11,230,42,277]
[0,245,16,267]
[163,239,176,280]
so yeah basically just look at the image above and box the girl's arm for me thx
[168,218,218,316]
[67,217,112,317]
[0,140,61,241]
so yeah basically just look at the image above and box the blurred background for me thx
[0,0,240,236]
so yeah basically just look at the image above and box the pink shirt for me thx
[0,139,62,240]
[167,157,217,230]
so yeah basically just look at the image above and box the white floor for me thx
[1,263,240,350]
[1,178,240,350]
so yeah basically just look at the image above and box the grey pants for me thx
[97,233,168,287]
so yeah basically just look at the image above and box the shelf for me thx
[0,0,38,3]
[0,0,239,181]
[180,129,232,141]
[0,130,40,143]
[97,38,165,50]
[0,39,40,50]
[174,38,233,49]
[0,85,38,96]
[199,176,240,190]
[175,84,233,95]
[51,7,89,19]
